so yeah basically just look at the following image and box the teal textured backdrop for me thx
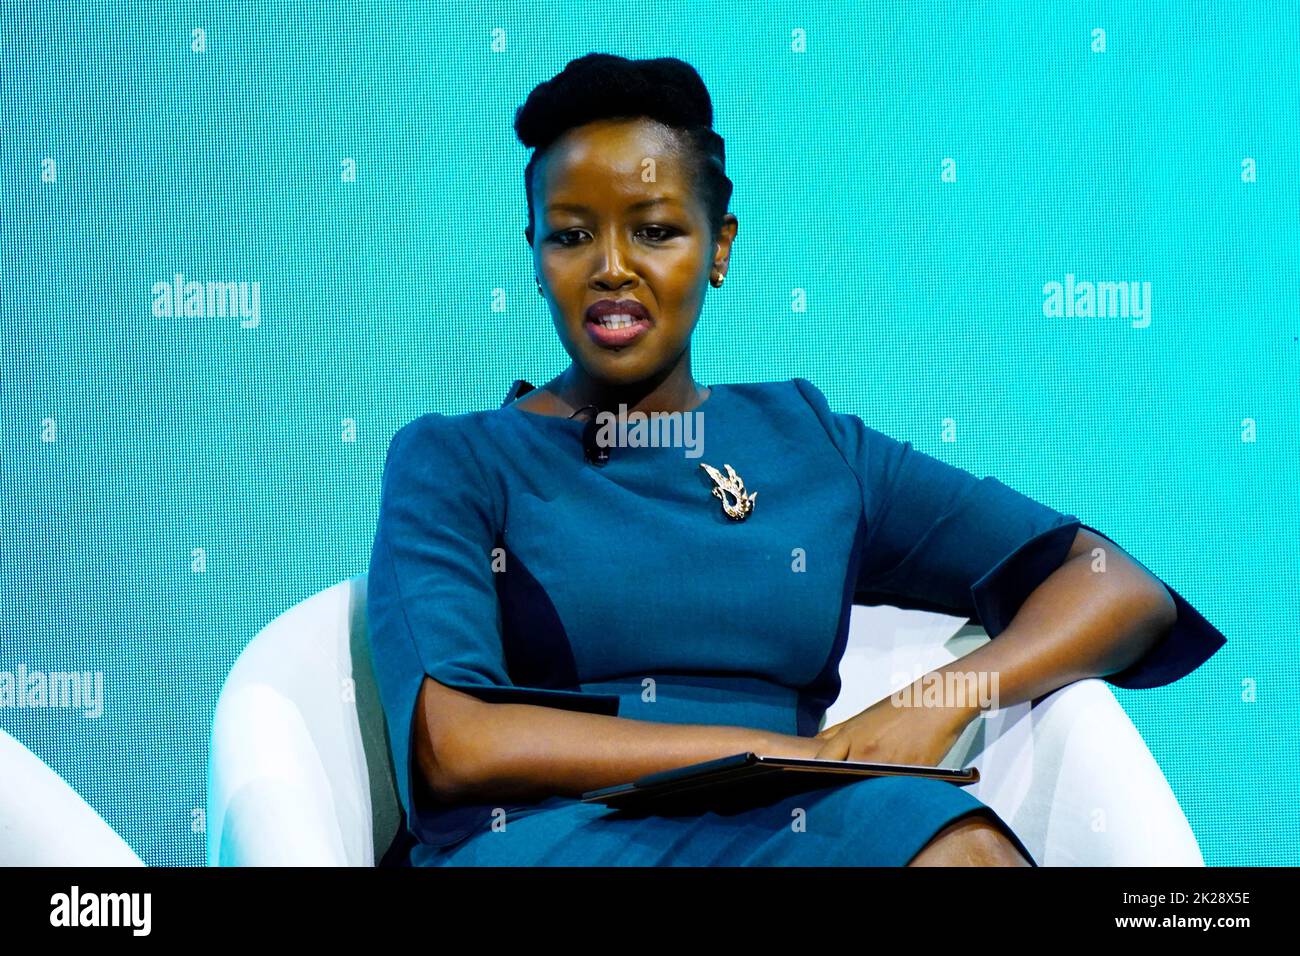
[2,1,1296,865]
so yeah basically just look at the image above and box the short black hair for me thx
[513,53,733,246]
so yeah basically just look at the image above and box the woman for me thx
[366,53,1227,867]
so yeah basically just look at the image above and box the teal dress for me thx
[365,378,1226,866]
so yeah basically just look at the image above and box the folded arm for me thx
[919,527,1178,723]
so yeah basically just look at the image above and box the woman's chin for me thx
[575,352,660,385]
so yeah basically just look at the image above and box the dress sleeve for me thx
[365,413,619,848]
[792,377,1227,690]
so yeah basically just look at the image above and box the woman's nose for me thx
[590,233,636,287]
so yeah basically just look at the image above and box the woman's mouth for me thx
[586,313,652,347]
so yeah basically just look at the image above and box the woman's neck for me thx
[547,363,707,416]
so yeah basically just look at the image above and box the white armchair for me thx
[207,574,1205,866]
[0,727,144,866]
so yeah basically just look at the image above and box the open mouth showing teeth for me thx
[593,313,641,329]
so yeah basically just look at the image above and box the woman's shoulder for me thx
[717,377,836,421]
[385,407,501,466]
[722,378,896,464]
[713,377,826,403]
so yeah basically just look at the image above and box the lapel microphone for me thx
[503,384,611,466]
[570,404,611,466]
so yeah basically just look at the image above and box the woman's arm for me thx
[812,527,1182,764]
[415,677,820,805]
[918,527,1178,722]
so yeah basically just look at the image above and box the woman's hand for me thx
[810,690,977,767]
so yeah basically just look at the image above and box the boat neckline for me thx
[503,383,726,424]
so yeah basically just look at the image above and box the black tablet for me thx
[580,752,979,812]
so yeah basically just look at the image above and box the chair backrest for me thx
[823,603,990,728]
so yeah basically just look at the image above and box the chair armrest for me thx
[207,683,349,866]
[834,607,1204,866]
[949,679,1204,866]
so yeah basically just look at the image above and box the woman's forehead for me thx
[539,132,691,202]
[546,118,685,170]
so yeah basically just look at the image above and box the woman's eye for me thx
[547,226,678,246]
[640,225,676,242]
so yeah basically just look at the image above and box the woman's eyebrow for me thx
[546,196,679,214]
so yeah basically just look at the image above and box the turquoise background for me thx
[2,1,1296,865]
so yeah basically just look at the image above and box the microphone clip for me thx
[571,404,611,466]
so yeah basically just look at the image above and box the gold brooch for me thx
[699,462,757,521]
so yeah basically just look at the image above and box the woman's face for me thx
[529,117,737,388]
